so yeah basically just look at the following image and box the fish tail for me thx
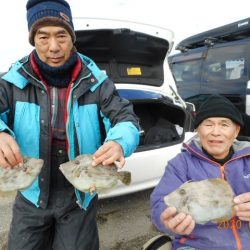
[118,171,131,185]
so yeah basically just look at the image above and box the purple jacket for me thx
[150,135,250,250]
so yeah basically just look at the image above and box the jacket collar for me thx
[184,134,250,159]
[1,52,108,91]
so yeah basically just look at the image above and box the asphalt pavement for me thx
[0,188,161,250]
[0,196,13,250]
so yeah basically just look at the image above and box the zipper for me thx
[185,143,250,172]
[231,217,242,250]
[185,143,248,250]
[21,66,48,91]
[51,87,58,129]
[220,165,225,179]
[184,143,221,168]
[65,73,92,158]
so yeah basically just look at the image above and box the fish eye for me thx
[179,188,186,195]
[213,200,219,207]
[75,160,80,165]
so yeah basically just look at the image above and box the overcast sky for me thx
[0,0,249,72]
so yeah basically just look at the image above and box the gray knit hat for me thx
[26,0,76,46]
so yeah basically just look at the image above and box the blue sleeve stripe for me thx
[105,121,140,157]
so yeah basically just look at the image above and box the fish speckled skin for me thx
[59,154,131,193]
[0,157,44,193]
[164,178,235,224]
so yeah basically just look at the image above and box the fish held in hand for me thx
[164,178,235,224]
[59,154,131,193]
[0,157,44,193]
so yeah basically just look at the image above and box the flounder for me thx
[59,154,131,193]
[0,157,44,193]
[164,178,235,224]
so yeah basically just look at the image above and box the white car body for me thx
[73,18,196,198]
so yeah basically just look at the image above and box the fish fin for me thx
[211,213,235,224]
[211,218,227,224]
[95,188,112,194]
[197,220,208,225]
[89,184,96,195]
[207,178,227,185]
[118,171,131,185]
[0,190,17,198]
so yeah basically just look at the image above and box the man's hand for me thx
[92,141,125,168]
[160,206,195,235]
[0,132,23,168]
[234,192,250,221]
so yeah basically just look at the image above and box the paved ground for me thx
[97,188,160,250]
[0,196,14,250]
[0,188,161,250]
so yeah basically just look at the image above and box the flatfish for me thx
[164,178,235,224]
[0,157,44,193]
[59,154,131,193]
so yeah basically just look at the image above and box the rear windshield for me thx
[170,44,248,84]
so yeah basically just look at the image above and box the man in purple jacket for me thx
[150,94,250,250]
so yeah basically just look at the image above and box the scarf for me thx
[33,50,78,88]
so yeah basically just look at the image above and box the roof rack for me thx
[176,17,250,52]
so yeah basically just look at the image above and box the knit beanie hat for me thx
[194,94,244,128]
[26,0,76,46]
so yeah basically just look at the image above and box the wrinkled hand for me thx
[0,132,23,168]
[92,141,125,168]
[234,192,250,221]
[160,206,195,235]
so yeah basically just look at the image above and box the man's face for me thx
[34,26,73,67]
[197,117,240,159]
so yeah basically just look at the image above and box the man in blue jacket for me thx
[0,0,139,249]
[151,95,250,250]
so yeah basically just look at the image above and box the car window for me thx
[202,44,248,83]
[171,59,202,83]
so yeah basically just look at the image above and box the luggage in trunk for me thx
[132,99,187,151]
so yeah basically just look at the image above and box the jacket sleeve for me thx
[0,76,15,137]
[98,78,140,157]
[150,153,189,235]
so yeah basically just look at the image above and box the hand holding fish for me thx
[160,206,195,235]
[0,157,44,193]
[59,154,131,194]
[163,179,235,225]
[0,132,23,168]
[92,141,125,168]
[234,192,250,221]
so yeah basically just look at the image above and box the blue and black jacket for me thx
[0,52,140,210]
